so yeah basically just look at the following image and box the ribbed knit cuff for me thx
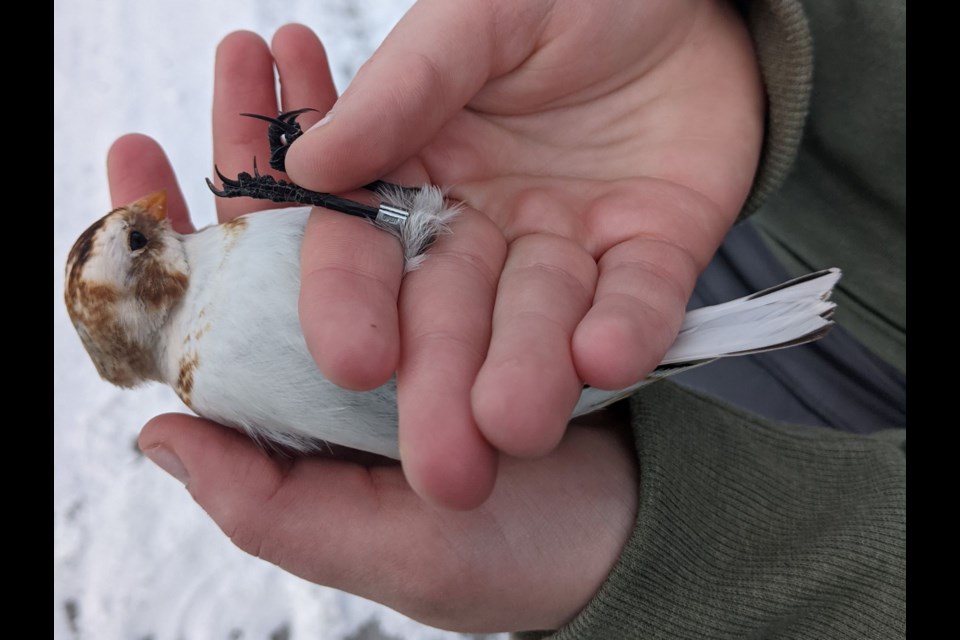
[739,0,814,218]
[517,382,905,639]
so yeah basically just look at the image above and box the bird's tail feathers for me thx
[572,268,841,417]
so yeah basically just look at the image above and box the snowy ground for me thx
[54,2,506,638]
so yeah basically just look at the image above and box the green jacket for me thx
[523,1,906,637]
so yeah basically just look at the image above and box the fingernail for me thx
[307,110,334,132]
[143,445,190,485]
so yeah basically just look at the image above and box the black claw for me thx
[239,112,286,126]
[241,108,318,171]
[205,177,223,197]
[214,165,239,188]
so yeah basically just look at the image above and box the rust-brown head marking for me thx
[65,192,189,387]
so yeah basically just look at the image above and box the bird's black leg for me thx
[207,109,423,218]
[206,162,381,219]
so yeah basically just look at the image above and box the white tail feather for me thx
[662,268,840,363]
[572,268,841,417]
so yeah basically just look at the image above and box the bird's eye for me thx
[129,230,148,251]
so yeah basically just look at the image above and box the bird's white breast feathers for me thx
[164,207,401,458]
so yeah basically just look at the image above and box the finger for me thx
[572,236,699,389]
[396,209,507,510]
[299,209,404,390]
[269,24,404,389]
[271,24,337,121]
[472,234,597,457]
[107,134,193,233]
[212,31,281,222]
[283,0,544,192]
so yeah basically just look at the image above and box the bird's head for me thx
[65,191,189,387]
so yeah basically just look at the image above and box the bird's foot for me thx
[205,162,386,219]
[207,109,422,222]
[240,108,317,172]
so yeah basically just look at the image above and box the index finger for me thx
[211,31,282,222]
[108,133,193,233]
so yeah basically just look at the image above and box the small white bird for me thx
[64,187,840,459]
[64,111,841,459]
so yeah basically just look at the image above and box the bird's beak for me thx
[131,191,167,221]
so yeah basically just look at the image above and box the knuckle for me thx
[408,327,488,364]
[434,250,501,291]
[225,519,269,559]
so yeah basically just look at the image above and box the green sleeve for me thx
[747,0,907,373]
[517,383,905,639]
[737,0,813,218]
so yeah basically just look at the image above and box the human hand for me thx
[136,409,637,633]
[272,1,763,509]
[108,90,638,629]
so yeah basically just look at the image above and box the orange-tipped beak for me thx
[131,191,167,221]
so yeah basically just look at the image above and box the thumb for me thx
[283,0,541,192]
[137,415,398,590]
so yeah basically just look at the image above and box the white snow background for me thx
[54,2,507,639]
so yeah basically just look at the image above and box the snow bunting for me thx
[64,110,841,459]
[63,188,840,458]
